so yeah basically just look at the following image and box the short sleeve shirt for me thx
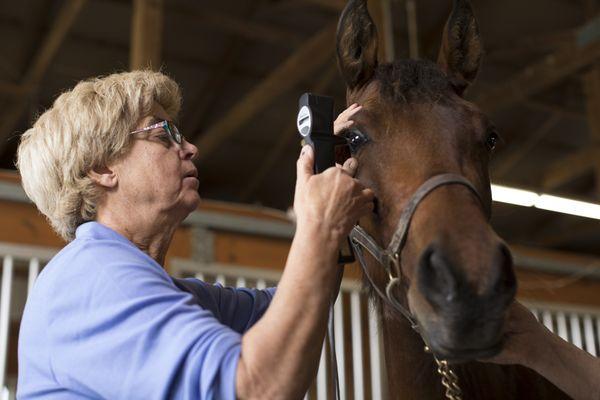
[17,222,275,400]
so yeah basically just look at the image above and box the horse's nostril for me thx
[418,246,459,308]
[490,243,517,297]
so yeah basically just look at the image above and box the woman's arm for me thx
[485,302,600,400]
[235,145,373,399]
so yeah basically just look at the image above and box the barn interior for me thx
[0,0,599,398]
[0,0,598,256]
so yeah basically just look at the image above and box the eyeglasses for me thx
[129,120,183,145]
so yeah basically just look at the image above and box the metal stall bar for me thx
[334,293,346,400]
[368,306,383,400]
[583,315,597,356]
[27,258,40,294]
[350,292,364,400]
[541,310,554,331]
[569,314,583,349]
[0,256,14,392]
[236,277,246,287]
[556,311,569,341]
[316,341,328,400]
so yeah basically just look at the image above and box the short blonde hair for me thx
[16,70,182,241]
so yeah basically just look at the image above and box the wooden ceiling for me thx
[0,0,598,257]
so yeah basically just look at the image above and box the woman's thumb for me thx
[296,145,314,185]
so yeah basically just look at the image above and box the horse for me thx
[335,0,571,398]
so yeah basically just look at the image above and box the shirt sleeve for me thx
[172,277,276,333]
[46,242,243,400]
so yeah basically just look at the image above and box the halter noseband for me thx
[349,173,486,330]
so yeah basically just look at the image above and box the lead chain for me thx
[434,358,462,400]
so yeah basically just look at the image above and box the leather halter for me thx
[348,173,486,331]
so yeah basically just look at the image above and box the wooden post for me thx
[368,0,395,63]
[130,0,164,70]
[405,0,419,59]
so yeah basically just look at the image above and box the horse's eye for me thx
[486,130,499,152]
[344,128,370,153]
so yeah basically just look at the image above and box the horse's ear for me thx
[437,0,483,96]
[336,0,379,91]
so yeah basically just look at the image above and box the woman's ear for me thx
[88,165,118,189]
[437,0,483,96]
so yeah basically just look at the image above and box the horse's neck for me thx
[380,312,572,400]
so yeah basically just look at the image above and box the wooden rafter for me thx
[583,66,600,197]
[539,8,600,196]
[0,0,87,154]
[542,147,597,190]
[492,114,561,179]
[170,5,303,48]
[477,16,600,113]
[302,0,345,11]
[185,2,262,142]
[193,22,337,162]
[130,0,163,70]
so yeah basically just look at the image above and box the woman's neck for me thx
[95,207,178,267]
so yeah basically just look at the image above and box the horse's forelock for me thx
[375,59,454,105]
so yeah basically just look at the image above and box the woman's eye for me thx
[156,132,171,144]
[486,130,499,152]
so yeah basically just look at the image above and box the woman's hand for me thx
[483,301,600,400]
[293,145,374,245]
[482,301,543,366]
[334,103,363,135]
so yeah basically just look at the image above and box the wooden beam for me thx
[405,0,419,59]
[193,22,337,161]
[302,0,345,11]
[185,2,262,143]
[583,66,600,197]
[492,114,561,179]
[477,16,600,113]
[0,0,87,154]
[171,5,303,48]
[0,81,27,96]
[541,147,597,191]
[524,100,585,120]
[536,219,599,247]
[485,29,574,62]
[239,65,337,201]
[130,0,163,70]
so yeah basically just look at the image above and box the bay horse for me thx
[336,0,571,398]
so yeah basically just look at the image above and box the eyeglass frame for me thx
[129,120,183,145]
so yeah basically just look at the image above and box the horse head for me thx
[337,0,517,362]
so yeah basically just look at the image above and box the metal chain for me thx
[435,358,463,400]
[424,346,463,400]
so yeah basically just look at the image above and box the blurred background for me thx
[0,0,599,398]
[0,0,598,255]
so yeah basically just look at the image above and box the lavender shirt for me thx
[17,222,275,399]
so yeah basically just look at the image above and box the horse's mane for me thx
[375,59,453,105]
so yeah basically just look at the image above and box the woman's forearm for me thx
[236,222,341,399]
[527,327,600,400]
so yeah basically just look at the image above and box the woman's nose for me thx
[181,139,199,161]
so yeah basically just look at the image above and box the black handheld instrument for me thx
[296,93,355,264]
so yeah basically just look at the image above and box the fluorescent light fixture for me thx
[536,194,600,220]
[491,185,538,207]
[490,184,600,220]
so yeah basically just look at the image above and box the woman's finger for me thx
[341,157,358,176]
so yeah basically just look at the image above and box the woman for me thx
[16,70,374,399]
